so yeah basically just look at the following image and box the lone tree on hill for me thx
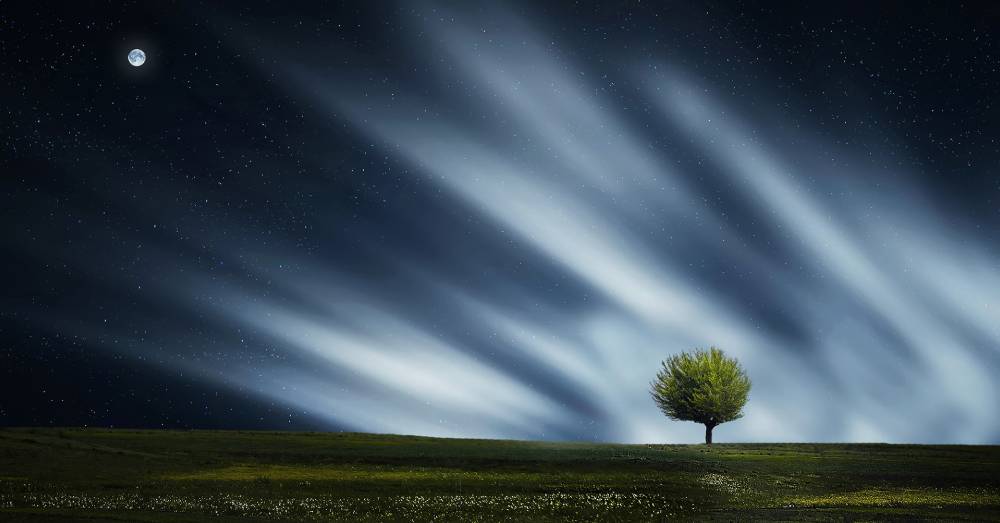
[650,347,751,445]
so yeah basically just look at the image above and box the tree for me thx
[649,347,750,445]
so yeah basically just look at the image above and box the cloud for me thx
[14,2,997,444]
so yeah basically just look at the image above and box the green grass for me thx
[0,428,998,521]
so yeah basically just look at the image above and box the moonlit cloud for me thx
[645,69,998,441]
[252,4,994,443]
[10,2,998,443]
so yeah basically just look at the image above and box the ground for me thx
[0,428,997,521]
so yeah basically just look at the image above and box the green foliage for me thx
[650,347,751,428]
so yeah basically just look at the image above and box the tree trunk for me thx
[705,424,714,446]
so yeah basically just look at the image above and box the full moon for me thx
[128,49,146,67]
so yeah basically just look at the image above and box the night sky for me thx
[3,1,1000,444]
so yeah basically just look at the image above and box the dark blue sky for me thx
[2,1,999,443]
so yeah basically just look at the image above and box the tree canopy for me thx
[650,347,750,444]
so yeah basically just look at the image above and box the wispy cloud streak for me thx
[646,69,998,441]
[12,2,997,444]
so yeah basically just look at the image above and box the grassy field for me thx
[0,428,998,521]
